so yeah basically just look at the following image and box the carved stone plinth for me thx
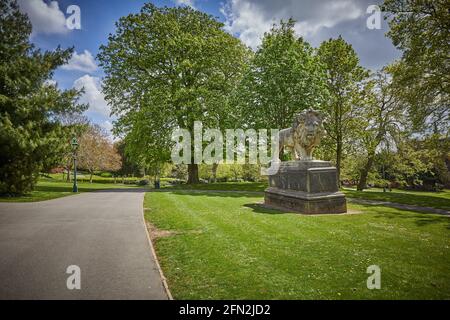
[264,160,347,214]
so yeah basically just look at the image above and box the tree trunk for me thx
[211,162,218,183]
[187,164,199,184]
[89,170,93,183]
[336,137,342,188]
[357,152,375,191]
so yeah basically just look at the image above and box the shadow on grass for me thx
[356,202,450,229]
[243,203,288,214]
[344,189,450,210]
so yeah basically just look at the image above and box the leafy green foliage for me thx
[355,69,406,190]
[317,36,369,182]
[237,19,328,130]
[382,0,449,131]
[114,139,142,177]
[98,4,250,183]
[0,0,85,194]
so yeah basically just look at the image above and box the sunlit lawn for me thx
[167,181,268,192]
[145,189,450,299]
[0,179,142,202]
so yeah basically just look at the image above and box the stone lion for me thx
[278,109,324,160]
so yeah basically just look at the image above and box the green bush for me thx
[99,172,113,178]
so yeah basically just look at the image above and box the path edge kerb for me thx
[140,192,173,300]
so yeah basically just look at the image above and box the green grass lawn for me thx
[167,181,268,192]
[0,179,142,202]
[144,190,450,299]
[166,181,450,210]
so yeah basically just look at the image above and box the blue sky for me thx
[18,0,400,137]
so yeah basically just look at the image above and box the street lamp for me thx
[71,137,79,193]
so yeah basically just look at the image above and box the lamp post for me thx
[71,137,79,192]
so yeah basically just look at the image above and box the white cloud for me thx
[221,0,365,49]
[174,0,195,8]
[61,50,97,73]
[73,75,110,117]
[18,0,68,35]
[221,0,274,49]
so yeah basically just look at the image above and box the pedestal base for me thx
[265,187,347,214]
[264,160,347,214]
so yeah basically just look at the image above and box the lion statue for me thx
[278,109,324,161]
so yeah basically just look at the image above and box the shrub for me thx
[137,179,149,186]
[99,172,113,178]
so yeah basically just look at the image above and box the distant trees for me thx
[77,124,121,183]
[114,140,142,177]
[356,69,405,191]
[98,4,249,184]
[0,0,85,195]
[387,136,449,190]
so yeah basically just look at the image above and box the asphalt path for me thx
[0,189,168,299]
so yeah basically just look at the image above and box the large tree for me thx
[98,4,249,183]
[238,19,328,131]
[382,0,449,131]
[317,36,369,183]
[356,69,406,191]
[0,0,85,194]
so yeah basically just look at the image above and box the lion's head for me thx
[292,109,324,159]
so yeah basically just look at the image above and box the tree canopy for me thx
[317,36,369,182]
[0,0,85,194]
[98,4,250,183]
[238,19,328,130]
[382,0,449,131]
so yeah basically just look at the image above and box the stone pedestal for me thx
[264,160,346,214]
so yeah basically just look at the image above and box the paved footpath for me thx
[0,189,168,300]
